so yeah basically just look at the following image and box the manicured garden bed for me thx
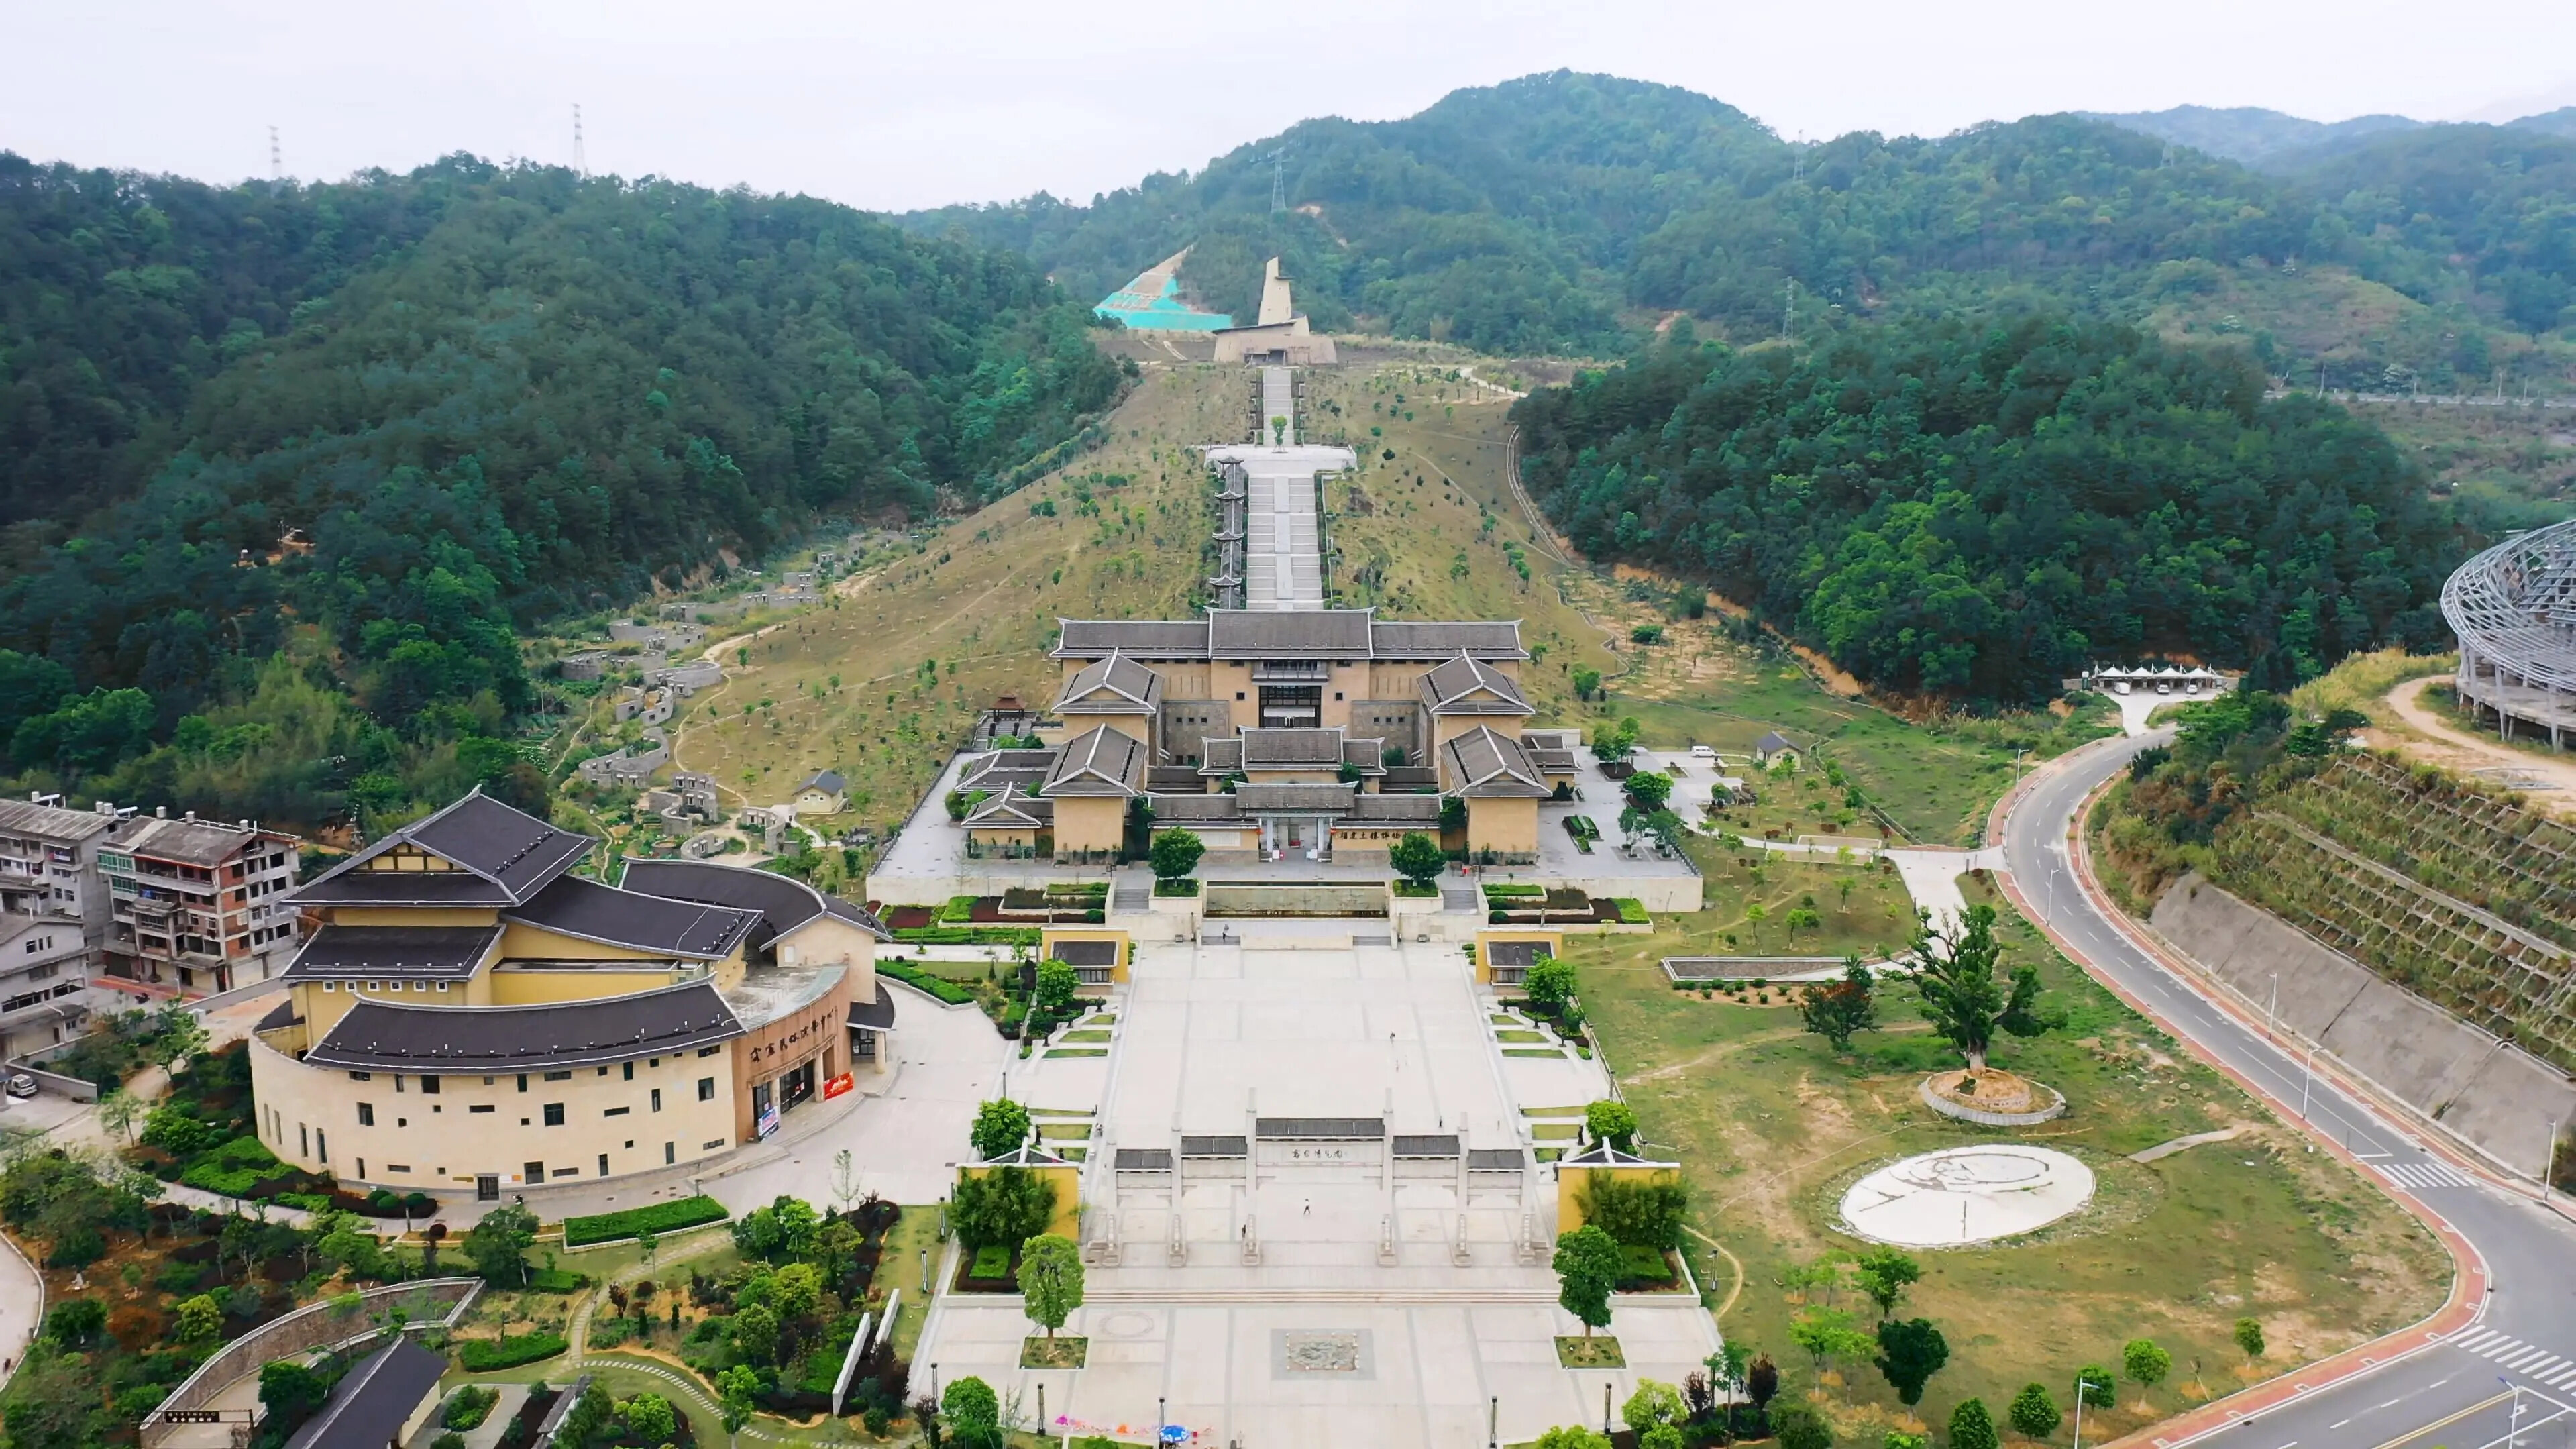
[877,960,978,1004]
[562,1194,727,1248]
[460,1332,569,1372]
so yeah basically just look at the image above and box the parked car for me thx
[1689,744,1717,760]
[4,1073,36,1099]
[2155,681,2174,694]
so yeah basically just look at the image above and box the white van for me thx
[1689,744,1717,760]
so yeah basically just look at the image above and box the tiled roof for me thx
[1442,727,1551,798]
[1234,782,1356,813]
[1418,653,1534,714]
[1343,794,1441,822]
[962,784,1053,828]
[1756,731,1800,754]
[1053,612,1526,661]
[1342,736,1387,771]
[304,979,743,1072]
[959,750,1055,794]
[1044,727,1148,797]
[280,1340,447,1449]
[800,770,847,794]
[619,857,892,945]
[1056,619,1212,659]
[1208,608,1375,659]
[1052,651,1163,714]
[1197,738,1246,774]
[282,924,502,981]
[1369,620,1527,660]
[1051,938,1118,966]
[1146,793,1244,822]
[1240,727,1344,767]
[296,790,592,907]
[503,874,761,959]
[105,814,283,869]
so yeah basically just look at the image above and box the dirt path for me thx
[2381,675,2576,815]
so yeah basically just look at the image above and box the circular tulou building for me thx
[2445,516,2576,748]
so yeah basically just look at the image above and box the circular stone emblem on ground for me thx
[1838,1144,2096,1247]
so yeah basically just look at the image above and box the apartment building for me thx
[100,810,303,996]
[0,796,119,1057]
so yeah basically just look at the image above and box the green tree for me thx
[941,1375,1001,1448]
[1622,1380,1684,1434]
[1871,1318,1947,1406]
[1033,959,1079,1016]
[1850,1247,1920,1320]
[731,1303,781,1364]
[258,1362,329,1430]
[462,1201,537,1287]
[1882,1434,1928,1449]
[970,1098,1032,1160]
[1552,1225,1621,1337]
[2233,1316,2266,1360]
[1389,831,1447,887]
[1525,956,1578,1014]
[1638,1428,1682,1449]
[1584,1099,1637,1150]
[2074,1364,2116,1412]
[952,1165,1057,1248]
[1799,957,1878,1050]
[1148,828,1205,881]
[619,1394,678,1444]
[96,1089,141,1144]
[1575,1172,1688,1251]
[1947,1397,1999,1449]
[1589,717,1641,764]
[1790,1308,1874,1391]
[1625,771,1673,812]
[2123,1338,2174,1405]
[1571,667,1602,701]
[1766,1401,1833,1449]
[1017,1233,1085,1338]
[1904,904,2049,1069]
[715,1365,761,1445]
[1533,1429,1611,1449]
[2008,1382,2061,1438]
[42,1299,103,1346]
[174,1293,222,1344]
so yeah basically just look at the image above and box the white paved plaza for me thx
[915,931,1725,1448]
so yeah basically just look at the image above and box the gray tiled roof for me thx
[1442,727,1551,798]
[305,979,743,1071]
[282,924,502,981]
[503,874,761,960]
[297,790,592,908]
[1487,940,1548,967]
[280,1340,447,1449]
[1344,794,1441,822]
[620,857,892,945]
[1342,736,1387,771]
[1241,727,1344,767]
[959,750,1056,794]
[849,981,898,1031]
[105,814,283,869]
[1051,938,1118,966]
[1052,651,1163,714]
[1197,738,1246,774]
[962,784,1053,827]
[1043,726,1147,797]
[1255,1116,1385,1138]
[1418,653,1534,714]
[1053,612,1526,661]
[1370,620,1527,660]
[1146,793,1244,822]
[800,770,847,794]
[1208,608,1375,659]
[1756,731,1801,754]
[1057,619,1212,658]
[1234,782,1358,813]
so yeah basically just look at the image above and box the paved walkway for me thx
[2385,674,2576,809]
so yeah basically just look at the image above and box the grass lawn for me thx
[1570,881,2449,1447]
[1674,837,1918,960]
[1059,1028,1114,1043]
[1556,1336,1625,1368]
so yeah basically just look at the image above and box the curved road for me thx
[2004,732,2576,1449]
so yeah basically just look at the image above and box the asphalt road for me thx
[2004,732,2576,1449]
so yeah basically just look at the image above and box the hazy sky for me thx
[9,0,2574,213]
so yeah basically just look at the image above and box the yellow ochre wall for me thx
[1474,929,1563,983]
[1040,928,1130,983]
[958,1162,1082,1240]
[1059,712,1149,743]
[1464,796,1539,855]
[1051,796,1127,853]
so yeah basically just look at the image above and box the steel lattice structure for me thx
[2443,517,2576,745]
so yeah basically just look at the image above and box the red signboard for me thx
[822,1072,855,1101]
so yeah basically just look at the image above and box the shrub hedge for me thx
[458,1333,568,1371]
[560,1194,727,1248]
[877,961,977,1004]
[890,926,1042,947]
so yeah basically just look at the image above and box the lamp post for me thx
[2072,1379,2088,1449]
[1489,1395,1499,1449]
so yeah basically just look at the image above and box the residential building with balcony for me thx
[99,810,303,996]
[0,796,121,1055]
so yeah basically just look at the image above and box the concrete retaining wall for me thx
[2151,872,2576,1174]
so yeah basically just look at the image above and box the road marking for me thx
[2376,1161,2477,1189]
[2368,1389,2512,1448]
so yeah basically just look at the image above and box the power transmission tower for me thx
[573,104,587,178]
[1267,148,1289,212]
[1782,278,1797,343]
[268,127,282,193]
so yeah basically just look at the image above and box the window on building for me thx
[651,1089,662,1112]
[518,1075,529,1091]
[697,1077,715,1101]
[623,1061,635,1081]
[357,1103,374,1126]
[470,1104,495,1114]
[605,1106,629,1117]
[543,1070,572,1081]
[597,1154,610,1177]
[419,1075,437,1095]
[543,1103,565,1126]
[348,1071,371,1081]
[665,1142,676,1165]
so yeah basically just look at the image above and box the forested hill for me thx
[0,152,1127,826]
[1511,319,2459,705]
[904,71,2576,376]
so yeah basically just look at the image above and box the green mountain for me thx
[0,152,1126,824]
[2076,105,2423,164]
[905,72,2576,376]
[1512,319,2459,705]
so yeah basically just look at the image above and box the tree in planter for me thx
[1799,957,1878,1051]
[1552,1225,1621,1338]
[953,1165,1057,1249]
[1625,771,1673,812]
[2008,1382,2061,1438]
[1902,904,2051,1071]
[1017,1233,1085,1338]
[1583,1099,1638,1152]
[1389,832,1446,889]
[1871,1318,1948,1406]
[970,1098,1032,1160]
[1525,956,1578,1017]
[1589,717,1640,765]
[1149,828,1204,886]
